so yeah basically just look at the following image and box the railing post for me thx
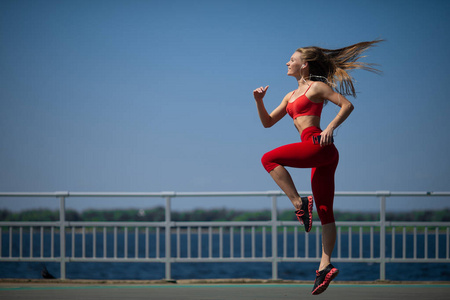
[58,193,67,280]
[271,195,278,280]
[379,193,387,281]
[164,193,173,281]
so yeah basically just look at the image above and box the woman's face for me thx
[286,51,304,77]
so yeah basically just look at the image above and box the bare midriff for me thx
[293,115,321,136]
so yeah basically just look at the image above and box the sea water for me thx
[1,232,449,281]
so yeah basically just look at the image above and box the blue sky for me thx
[1,0,449,213]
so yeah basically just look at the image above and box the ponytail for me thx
[297,39,383,97]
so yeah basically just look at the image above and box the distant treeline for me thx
[1,207,450,222]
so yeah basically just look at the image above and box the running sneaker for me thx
[295,196,313,232]
[311,264,339,295]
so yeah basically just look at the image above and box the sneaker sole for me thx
[311,267,339,295]
[306,196,313,232]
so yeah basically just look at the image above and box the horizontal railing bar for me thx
[388,222,450,227]
[279,258,381,263]
[2,257,448,263]
[174,221,272,227]
[279,221,383,227]
[334,221,381,227]
[388,258,450,263]
[68,258,168,263]
[0,222,166,227]
[66,222,167,227]
[0,222,60,226]
[0,191,286,198]
[3,221,450,228]
[0,192,69,197]
[173,258,274,263]
[0,258,61,262]
[1,191,449,198]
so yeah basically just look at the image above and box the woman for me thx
[253,40,381,295]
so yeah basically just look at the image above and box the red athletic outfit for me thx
[286,84,323,118]
[261,83,339,225]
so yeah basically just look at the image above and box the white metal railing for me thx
[0,191,449,281]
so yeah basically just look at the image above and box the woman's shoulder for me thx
[310,80,330,90]
[308,81,333,102]
[310,81,334,96]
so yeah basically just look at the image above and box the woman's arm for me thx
[316,83,354,145]
[253,86,289,128]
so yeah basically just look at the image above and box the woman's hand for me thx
[253,86,269,102]
[320,127,334,146]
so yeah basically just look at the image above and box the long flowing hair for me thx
[297,39,383,97]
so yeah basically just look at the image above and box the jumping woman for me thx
[253,40,382,295]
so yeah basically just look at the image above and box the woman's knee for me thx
[317,204,335,225]
[261,152,279,173]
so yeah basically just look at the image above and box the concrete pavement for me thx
[1,280,449,300]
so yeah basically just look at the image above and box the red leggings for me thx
[261,126,339,225]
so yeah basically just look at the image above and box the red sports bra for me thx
[286,83,323,119]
